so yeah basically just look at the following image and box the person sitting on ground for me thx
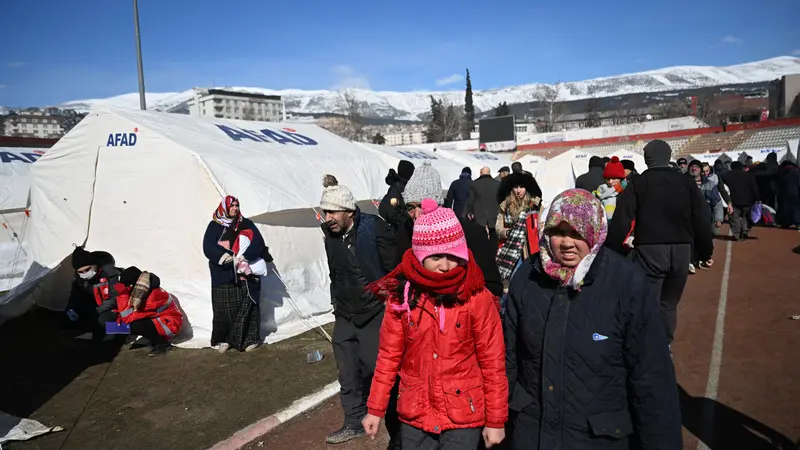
[593,156,627,221]
[362,198,508,449]
[114,266,184,356]
[65,246,124,340]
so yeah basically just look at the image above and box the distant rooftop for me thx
[197,88,282,101]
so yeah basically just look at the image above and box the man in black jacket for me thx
[720,161,761,240]
[575,156,606,192]
[444,166,473,217]
[378,160,414,231]
[320,183,397,445]
[467,166,501,249]
[606,140,712,346]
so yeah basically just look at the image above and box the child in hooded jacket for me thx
[362,198,508,449]
[593,156,627,222]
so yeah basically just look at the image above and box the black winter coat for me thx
[720,168,760,208]
[467,174,501,227]
[504,249,682,450]
[576,157,606,192]
[323,208,397,325]
[606,167,713,262]
[203,218,268,288]
[445,173,473,218]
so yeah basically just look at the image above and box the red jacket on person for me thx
[366,288,508,433]
[114,284,183,339]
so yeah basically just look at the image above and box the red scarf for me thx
[368,248,485,304]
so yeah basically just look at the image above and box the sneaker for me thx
[325,426,366,444]
[688,264,696,274]
[741,233,749,240]
[149,343,171,357]
[244,343,259,352]
[698,261,710,270]
[217,343,230,354]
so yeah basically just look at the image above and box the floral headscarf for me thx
[539,189,608,290]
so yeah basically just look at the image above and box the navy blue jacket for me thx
[445,173,473,218]
[202,218,266,287]
[323,208,397,325]
[504,249,682,450]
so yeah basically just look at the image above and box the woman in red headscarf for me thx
[202,195,269,353]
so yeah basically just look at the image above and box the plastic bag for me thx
[750,202,762,223]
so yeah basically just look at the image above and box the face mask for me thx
[79,269,97,280]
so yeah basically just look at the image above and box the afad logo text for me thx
[107,128,138,147]
[216,125,318,145]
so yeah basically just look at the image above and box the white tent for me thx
[0,148,46,323]
[16,107,402,347]
[535,149,592,207]
[609,150,647,174]
[513,154,546,179]
[428,148,514,176]
[355,142,466,188]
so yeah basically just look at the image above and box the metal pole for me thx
[133,0,147,110]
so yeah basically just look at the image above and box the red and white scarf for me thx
[213,195,242,228]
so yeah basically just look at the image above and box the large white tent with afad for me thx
[8,107,405,347]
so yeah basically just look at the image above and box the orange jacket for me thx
[367,288,508,433]
[114,284,183,339]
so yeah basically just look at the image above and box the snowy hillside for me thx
[56,56,800,121]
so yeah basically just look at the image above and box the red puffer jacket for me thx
[114,285,183,339]
[367,288,508,433]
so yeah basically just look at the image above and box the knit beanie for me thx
[71,246,99,270]
[120,266,143,287]
[412,199,469,263]
[621,159,636,171]
[320,184,356,211]
[403,162,444,205]
[603,156,626,179]
[643,140,673,168]
[398,160,415,181]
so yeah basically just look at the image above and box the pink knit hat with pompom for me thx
[411,198,469,264]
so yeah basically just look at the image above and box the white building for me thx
[384,128,426,146]
[187,88,285,122]
[3,112,64,139]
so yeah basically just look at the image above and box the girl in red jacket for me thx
[363,198,508,449]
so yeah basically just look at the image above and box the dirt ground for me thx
[0,313,337,450]
[257,225,800,450]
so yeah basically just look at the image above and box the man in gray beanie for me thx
[399,162,503,297]
[319,182,398,445]
[606,139,712,350]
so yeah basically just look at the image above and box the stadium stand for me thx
[676,131,750,156]
[738,126,800,150]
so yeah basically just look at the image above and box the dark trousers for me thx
[632,244,691,345]
[332,311,383,429]
[400,423,482,450]
[731,206,751,237]
[487,227,499,254]
[129,319,167,346]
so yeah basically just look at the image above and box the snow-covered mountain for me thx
[54,56,800,121]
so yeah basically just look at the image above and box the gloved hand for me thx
[221,253,234,265]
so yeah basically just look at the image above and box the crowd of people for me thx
[61,138,799,448]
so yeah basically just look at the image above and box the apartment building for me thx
[3,111,64,139]
[187,88,285,122]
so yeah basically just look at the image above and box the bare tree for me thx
[584,96,601,128]
[425,97,463,142]
[534,83,563,132]
[335,88,364,141]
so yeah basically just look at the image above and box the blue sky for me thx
[0,0,798,107]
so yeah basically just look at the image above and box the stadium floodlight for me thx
[133,0,147,110]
